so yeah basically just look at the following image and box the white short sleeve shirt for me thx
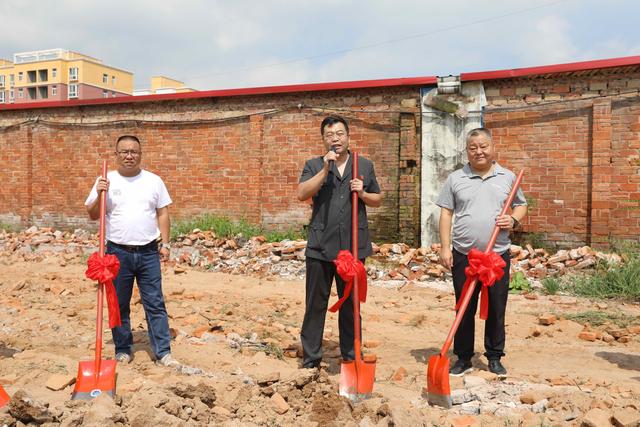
[85,170,172,245]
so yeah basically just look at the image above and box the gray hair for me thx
[466,127,492,144]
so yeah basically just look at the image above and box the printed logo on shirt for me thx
[112,189,122,197]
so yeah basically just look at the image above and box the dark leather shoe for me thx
[488,359,507,376]
[449,359,473,376]
[302,360,321,369]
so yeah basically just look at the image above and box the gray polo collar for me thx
[462,162,506,179]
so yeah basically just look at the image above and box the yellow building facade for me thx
[0,49,133,104]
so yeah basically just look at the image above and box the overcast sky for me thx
[1,0,639,91]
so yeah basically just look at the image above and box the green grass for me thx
[564,310,639,328]
[609,239,640,262]
[509,271,531,293]
[568,258,640,300]
[264,343,284,360]
[0,222,20,232]
[171,214,304,243]
[542,277,561,295]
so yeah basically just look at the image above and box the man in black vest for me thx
[297,115,383,369]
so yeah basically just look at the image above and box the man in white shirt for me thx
[85,135,179,368]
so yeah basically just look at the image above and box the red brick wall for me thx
[483,70,640,247]
[1,69,639,248]
[0,88,422,244]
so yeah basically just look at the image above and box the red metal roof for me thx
[0,76,437,111]
[461,55,640,82]
[2,55,639,112]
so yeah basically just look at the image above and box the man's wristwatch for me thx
[160,242,171,250]
[510,216,520,229]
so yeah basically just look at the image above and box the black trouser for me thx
[300,257,362,366]
[452,249,510,361]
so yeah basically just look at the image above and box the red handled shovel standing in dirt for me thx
[427,170,524,408]
[72,160,121,400]
[329,152,377,401]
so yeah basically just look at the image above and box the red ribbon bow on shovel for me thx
[328,250,368,313]
[85,252,122,328]
[455,248,506,320]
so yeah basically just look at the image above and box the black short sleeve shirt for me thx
[299,153,381,261]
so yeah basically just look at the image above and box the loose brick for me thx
[612,408,640,427]
[579,331,597,341]
[538,314,556,326]
[391,367,408,382]
[582,408,611,427]
[45,374,76,391]
[270,392,289,414]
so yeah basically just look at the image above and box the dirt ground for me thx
[0,250,639,426]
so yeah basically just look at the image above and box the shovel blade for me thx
[71,359,117,400]
[339,357,377,401]
[0,384,9,408]
[339,360,358,399]
[426,355,452,408]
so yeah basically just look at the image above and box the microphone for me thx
[329,146,337,168]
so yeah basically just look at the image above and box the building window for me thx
[112,76,116,85]
[52,68,57,78]
[18,72,23,81]
[102,90,108,98]
[52,86,57,96]
[9,74,14,86]
[0,92,4,103]
[69,67,78,81]
[112,91,116,97]
[103,73,108,84]
[68,84,78,98]
[18,88,23,98]
[9,90,14,102]
[0,75,4,86]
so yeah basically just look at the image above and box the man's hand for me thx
[440,245,453,270]
[159,247,169,261]
[87,177,110,220]
[96,177,109,193]
[350,176,364,198]
[496,214,515,230]
[323,149,338,168]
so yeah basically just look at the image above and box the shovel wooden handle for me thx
[351,153,363,363]
[439,169,524,357]
[95,160,107,370]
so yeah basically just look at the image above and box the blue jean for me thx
[106,241,171,359]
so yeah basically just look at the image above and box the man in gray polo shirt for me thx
[297,115,382,369]
[437,127,527,377]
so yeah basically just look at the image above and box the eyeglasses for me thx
[323,131,347,140]
[117,150,141,157]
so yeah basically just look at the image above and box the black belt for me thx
[108,240,158,252]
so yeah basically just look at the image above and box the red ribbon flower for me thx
[455,249,506,320]
[329,250,368,313]
[85,252,122,328]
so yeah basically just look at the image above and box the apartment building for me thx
[0,48,133,104]
[133,76,195,96]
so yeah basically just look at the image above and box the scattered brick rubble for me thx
[0,226,626,286]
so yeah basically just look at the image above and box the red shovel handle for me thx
[95,160,107,368]
[439,169,524,357]
[351,153,363,363]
